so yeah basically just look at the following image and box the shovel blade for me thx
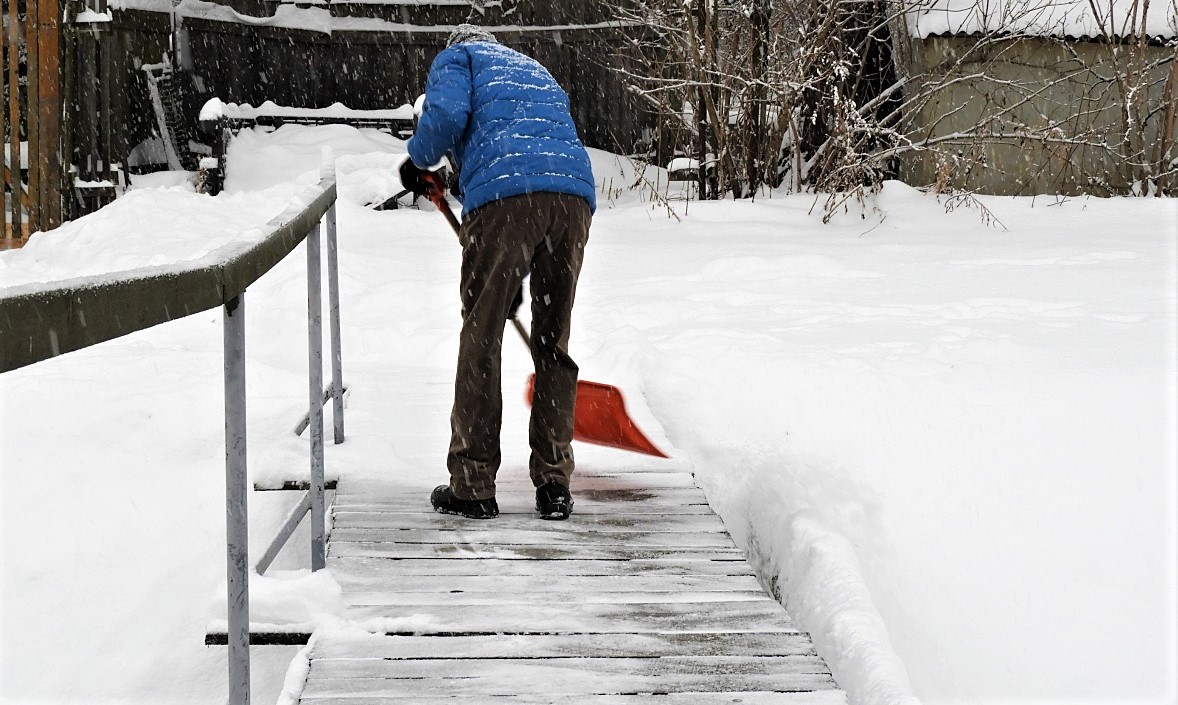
[526,375,668,458]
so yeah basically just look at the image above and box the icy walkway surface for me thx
[293,372,845,702]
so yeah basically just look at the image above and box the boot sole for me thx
[433,505,498,519]
[536,502,572,520]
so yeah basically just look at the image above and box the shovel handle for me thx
[424,173,463,238]
[509,315,531,347]
[426,174,531,349]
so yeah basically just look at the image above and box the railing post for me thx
[326,200,345,445]
[223,294,250,705]
[307,222,327,572]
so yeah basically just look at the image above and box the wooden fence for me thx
[2,0,63,249]
[180,18,647,158]
[1,0,650,250]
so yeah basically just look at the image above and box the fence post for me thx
[223,294,250,705]
[325,199,344,444]
[307,222,326,571]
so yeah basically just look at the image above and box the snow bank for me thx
[209,568,346,627]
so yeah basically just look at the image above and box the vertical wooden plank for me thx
[2,0,9,245]
[25,0,40,232]
[7,0,23,239]
[58,0,74,220]
[38,0,60,227]
[100,19,112,184]
[81,26,96,182]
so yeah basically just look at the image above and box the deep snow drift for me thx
[1,124,1175,705]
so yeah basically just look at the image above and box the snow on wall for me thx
[200,98,416,122]
[174,0,333,32]
[107,0,175,13]
[908,0,1177,39]
[109,0,636,35]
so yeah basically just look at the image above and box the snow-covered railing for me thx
[0,168,344,705]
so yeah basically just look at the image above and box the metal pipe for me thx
[325,202,345,444]
[292,384,347,437]
[306,224,326,572]
[255,492,312,575]
[223,294,250,705]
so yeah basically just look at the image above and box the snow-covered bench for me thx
[197,99,417,194]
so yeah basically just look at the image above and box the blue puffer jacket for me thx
[407,41,597,216]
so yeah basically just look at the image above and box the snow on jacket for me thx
[407,41,597,216]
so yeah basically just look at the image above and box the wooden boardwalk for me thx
[299,468,846,703]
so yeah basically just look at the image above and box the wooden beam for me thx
[1,0,7,243]
[204,631,311,646]
[26,0,41,232]
[36,0,61,229]
[2,162,30,209]
[6,0,23,239]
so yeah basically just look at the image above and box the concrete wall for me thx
[899,35,1175,195]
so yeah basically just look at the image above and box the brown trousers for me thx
[447,192,591,500]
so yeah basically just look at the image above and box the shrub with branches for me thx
[602,0,1177,203]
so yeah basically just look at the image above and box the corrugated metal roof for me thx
[908,0,1177,40]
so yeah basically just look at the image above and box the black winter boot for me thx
[431,485,499,519]
[535,480,573,520]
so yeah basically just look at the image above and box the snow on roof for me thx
[107,0,174,12]
[908,0,1178,40]
[175,0,333,32]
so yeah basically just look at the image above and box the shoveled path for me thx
[297,467,847,703]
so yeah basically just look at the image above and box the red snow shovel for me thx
[423,174,668,458]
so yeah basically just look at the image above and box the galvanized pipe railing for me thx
[224,292,251,704]
[0,166,343,705]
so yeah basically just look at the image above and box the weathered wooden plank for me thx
[24,0,40,233]
[332,511,729,533]
[342,601,799,635]
[328,556,754,578]
[301,662,837,698]
[6,0,23,238]
[205,630,310,646]
[333,573,763,595]
[312,655,831,680]
[36,0,62,230]
[336,499,711,521]
[338,486,706,502]
[310,631,819,661]
[344,590,767,607]
[336,503,717,516]
[491,472,699,489]
[329,542,744,562]
[306,466,843,704]
[300,693,848,705]
[329,528,737,549]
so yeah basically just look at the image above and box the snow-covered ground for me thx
[1,125,1175,705]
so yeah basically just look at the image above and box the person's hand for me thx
[398,158,430,196]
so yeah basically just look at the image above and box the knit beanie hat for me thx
[447,23,498,46]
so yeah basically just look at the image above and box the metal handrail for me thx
[0,167,344,705]
[0,176,336,371]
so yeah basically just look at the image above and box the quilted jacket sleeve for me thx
[407,47,472,169]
